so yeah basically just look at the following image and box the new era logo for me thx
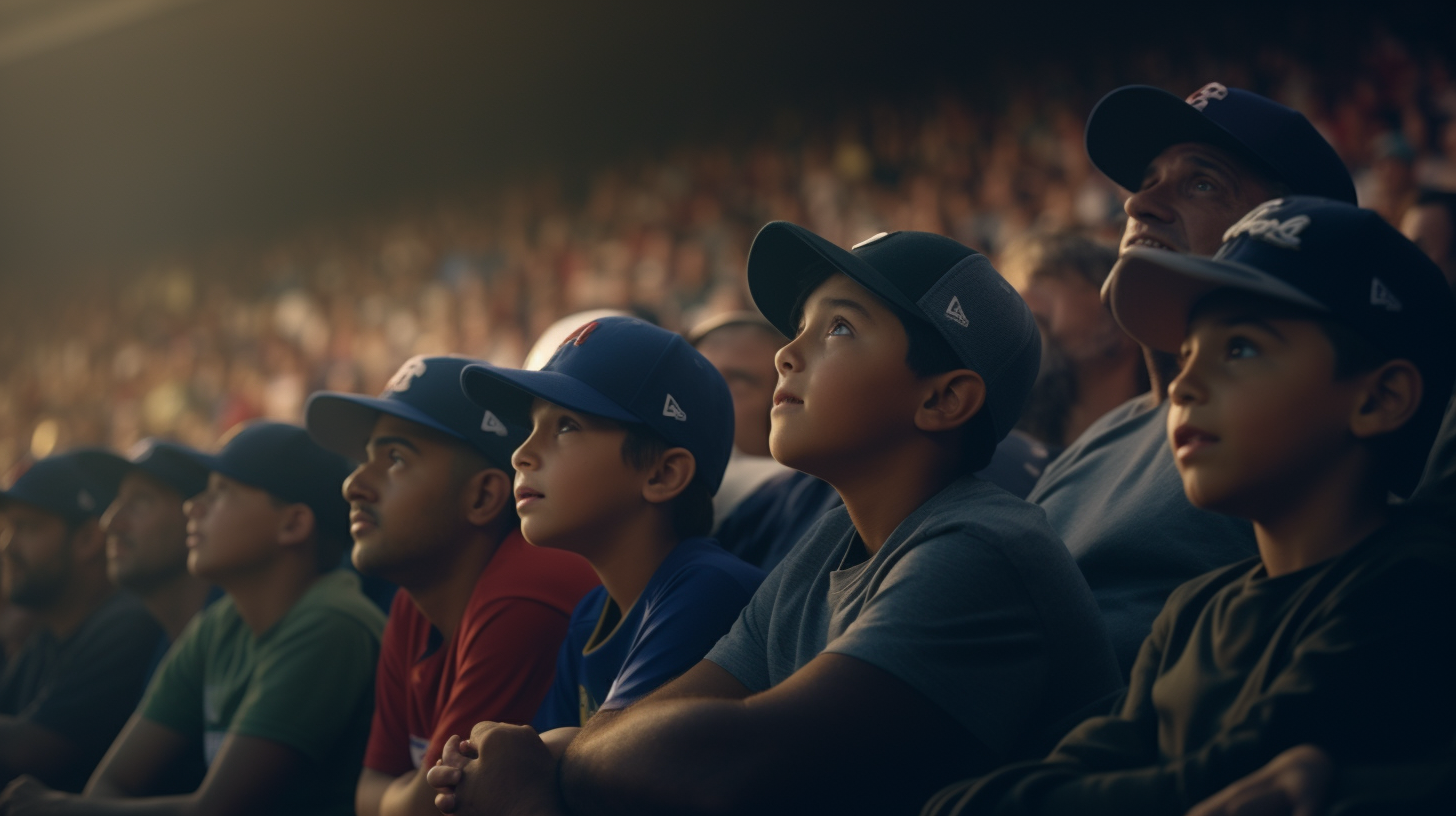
[945,296,970,327]
[1186,82,1229,111]
[662,394,687,421]
[384,357,428,394]
[852,232,890,250]
[481,410,508,437]
[1370,278,1402,312]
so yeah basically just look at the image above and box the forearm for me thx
[376,768,445,816]
[0,717,71,784]
[20,793,195,816]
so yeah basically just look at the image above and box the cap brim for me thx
[460,364,640,427]
[747,222,924,338]
[1086,86,1283,193]
[1105,247,1329,352]
[70,450,136,487]
[304,392,469,462]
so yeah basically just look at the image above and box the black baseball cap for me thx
[154,422,355,543]
[460,316,735,495]
[305,355,525,470]
[1106,196,1456,497]
[73,440,210,502]
[746,222,1040,444]
[1086,83,1356,205]
[0,451,122,525]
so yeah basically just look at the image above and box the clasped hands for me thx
[426,722,565,816]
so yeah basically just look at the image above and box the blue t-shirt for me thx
[535,537,765,728]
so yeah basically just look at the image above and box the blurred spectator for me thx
[1402,188,1456,291]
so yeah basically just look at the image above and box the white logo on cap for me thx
[1222,200,1310,249]
[383,357,428,394]
[77,490,94,512]
[481,411,509,437]
[945,296,970,327]
[1186,82,1229,111]
[663,394,687,422]
[851,232,890,250]
[1370,278,1403,312]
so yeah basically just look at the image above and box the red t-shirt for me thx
[363,530,599,775]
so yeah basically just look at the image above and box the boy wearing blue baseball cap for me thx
[1,422,386,816]
[424,317,765,812]
[304,356,598,816]
[923,197,1456,816]
[0,453,161,792]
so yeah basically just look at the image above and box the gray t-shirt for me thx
[1027,395,1257,677]
[705,475,1121,761]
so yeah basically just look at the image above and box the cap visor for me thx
[1086,86,1282,193]
[747,222,923,338]
[460,364,640,427]
[305,392,467,462]
[1106,247,1329,352]
[70,450,136,486]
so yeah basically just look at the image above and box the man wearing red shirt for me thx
[305,356,598,816]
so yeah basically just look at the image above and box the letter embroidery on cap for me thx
[852,232,890,250]
[663,394,687,421]
[481,411,509,437]
[1370,278,1403,312]
[384,357,428,394]
[1222,200,1310,249]
[1186,82,1229,111]
[560,321,600,348]
[945,296,970,327]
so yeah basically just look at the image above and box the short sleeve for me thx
[229,610,381,763]
[363,593,416,776]
[601,564,761,710]
[823,534,1047,754]
[142,613,209,737]
[703,559,785,693]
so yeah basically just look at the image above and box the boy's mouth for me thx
[515,485,545,509]
[1172,424,1219,460]
[349,506,379,536]
[1122,233,1179,254]
[772,388,803,410]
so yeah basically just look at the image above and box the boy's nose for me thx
[342,464,374,503]
[1124,180,1177,227]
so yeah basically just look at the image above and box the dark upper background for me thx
[2,0,1449,279]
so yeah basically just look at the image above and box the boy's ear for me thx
[914,369,987,434]
[641,448,697,506]
[462,468,513,527]
[1349,359,1423,440]
[275,503,317,549]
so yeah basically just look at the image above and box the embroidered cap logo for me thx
[481,410,509,437]
[1222,200,1311,250]
[383,357,428,394]
[559,321,600,348]
[662,394,687,421]
[945,296,970,328]
[1186,82,1229,111]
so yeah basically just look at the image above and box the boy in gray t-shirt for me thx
[423,224,1120,816]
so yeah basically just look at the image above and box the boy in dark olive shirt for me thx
[924,197,1456,816]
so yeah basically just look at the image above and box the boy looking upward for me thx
[304,355,598,816]
[0,422,385,816]
[430,229,1120,816]
[923,197,1456,815]
[428,317,765,811]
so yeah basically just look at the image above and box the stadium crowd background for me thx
[2,22,1454,476]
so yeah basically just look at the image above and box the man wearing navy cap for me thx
[304,356,598,816]
[0,423,385,816]
[1025,82,1359,677]
[0,453,162,792]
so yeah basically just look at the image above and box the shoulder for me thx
[1333,509,1456,589]
[658,539,766,592]
[77,591,163,643]
[281,571,387,640]
[910,477,1062,551]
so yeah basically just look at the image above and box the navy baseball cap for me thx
[305,355,525,470]
[1107,196,1456,497]
[0,451,121,524]
[746,222,1041,445]
[154,422,354,543]
[73,440,210,502]
[1086,83,1356,205]
[460,317,735,494]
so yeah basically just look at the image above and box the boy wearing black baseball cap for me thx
[304,355,598,816]
[923,197,1456,816]
[457,229,1122,816]
[424,317,765,813]
[2,423,386,816]
[0,453,161,792]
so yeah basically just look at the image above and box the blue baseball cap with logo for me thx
[305,355,525,471]
[0,451,122,524]
[152,422,355,543]
[73,440,210,502]
[745,222,1041,447]
[459,317,735,495]
[1106,196,1456,497]
[1086,82,1356,205]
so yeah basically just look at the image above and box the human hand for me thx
[1186,744,1334,816]
[428,722,564,816]
[427,733,479,813]
[0,775,67,816]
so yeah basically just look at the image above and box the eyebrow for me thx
[1218,314,1288,341]
[366,435,421,453]
[818,296,876,322]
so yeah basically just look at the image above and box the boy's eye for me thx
[1192,178,1217,193]
[826,318,852,337]
[555,416,579,434]
[1226,336,1259,360]
[389,449,405,465]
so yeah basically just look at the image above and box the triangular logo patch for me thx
[663,394,687,421]
[1370,278,1402,312]
[945,296,970,327]
[480,410,508,437]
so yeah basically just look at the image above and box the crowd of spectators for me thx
[1,27,1453,474]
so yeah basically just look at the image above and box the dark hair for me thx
[790,263,998,473]
[451,444,520,532]
[267,493,352,573]
[619,423,714,539]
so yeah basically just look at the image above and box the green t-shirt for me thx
[142,570,385,816]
